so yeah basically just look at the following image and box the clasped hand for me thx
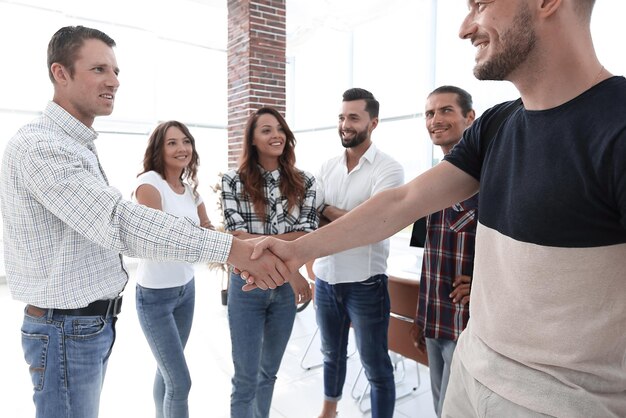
[228,235,307,296]
[231,236,305,292]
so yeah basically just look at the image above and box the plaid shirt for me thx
[0,101,232,309]
[221,168,318,235]
[416,194,478,341]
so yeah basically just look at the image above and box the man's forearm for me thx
[294,162,479,263]
[296,187,411,262]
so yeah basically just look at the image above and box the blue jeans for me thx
[136,279,195,418]
[426,337,457,418]
[227,272,296,418]
[21,305,117,418]
[315,275,395,418]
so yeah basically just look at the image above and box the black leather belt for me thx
[26,296,123,318]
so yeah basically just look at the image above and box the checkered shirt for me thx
[416,194,478,341]
[0,102,232,309]
[221,168,318,235]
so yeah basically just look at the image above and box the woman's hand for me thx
[288,272,312,305]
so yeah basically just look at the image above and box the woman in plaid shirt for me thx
[221,107,318,418]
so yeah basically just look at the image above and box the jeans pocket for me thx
[69,317,107,340]
[21,332,49,391]
[354,275,390,321]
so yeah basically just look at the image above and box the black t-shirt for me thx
[445,76,626,247]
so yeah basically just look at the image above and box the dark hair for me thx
[47,25,116,83]
[342,88,379,119]
[429,85,474,117]
[139,121,201,198]
[238,107,305,219]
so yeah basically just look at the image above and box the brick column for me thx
[227,0,286,169]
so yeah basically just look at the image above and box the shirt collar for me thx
[361,142,378,163]
[258,165,281,182]
[342,142,378,167]
[44,101,99,148]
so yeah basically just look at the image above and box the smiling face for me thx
[338,99,377,149]
[252,113,287,168]
[162,126,193,173]
[425,92,475,154]
[460,0,537,81]
[52,38,120,127]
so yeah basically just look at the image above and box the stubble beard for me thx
[474,3,536,81]
[340,128,369,148]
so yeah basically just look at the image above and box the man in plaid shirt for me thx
[0,25,288,418]
[411,86,477,418]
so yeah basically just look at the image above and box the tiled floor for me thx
[0,238,436,418]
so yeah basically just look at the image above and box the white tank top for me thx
[133,171,202,288]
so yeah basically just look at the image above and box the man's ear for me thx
[466,109,476,125]
[537,0,563,19]
[50,63,70,85]
[370,117,379,131]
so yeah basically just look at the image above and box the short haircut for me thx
[428,85,474,117]
[47,25,116,83]
[342,88,379,119]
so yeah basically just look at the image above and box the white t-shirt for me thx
[313,143,404,284]
[134,171,203,289]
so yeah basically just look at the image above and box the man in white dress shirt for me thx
[312,88,404,418]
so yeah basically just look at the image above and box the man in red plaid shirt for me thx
[410,85,477,418]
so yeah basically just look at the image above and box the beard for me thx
[474,2,536,81]
[339,128,369,148]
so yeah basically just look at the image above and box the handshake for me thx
[226,235,309,293]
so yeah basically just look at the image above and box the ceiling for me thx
[187,0,405,42]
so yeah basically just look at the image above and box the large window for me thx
[0,0,229,275]
[1,0,625,275]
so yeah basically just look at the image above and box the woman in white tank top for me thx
[134,121,213,418]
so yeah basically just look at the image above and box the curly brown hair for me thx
[138,120,201,198]
[238,107,305,219]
